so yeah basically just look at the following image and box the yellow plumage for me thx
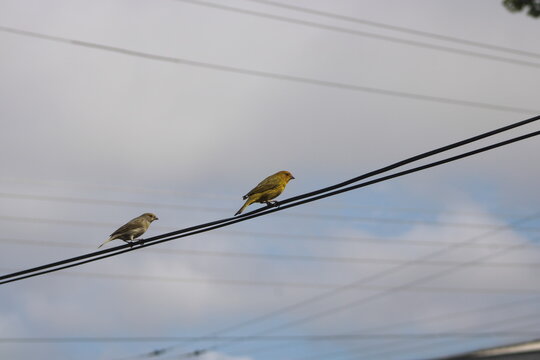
[235,171,295,215]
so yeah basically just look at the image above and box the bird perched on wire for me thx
[235,171,295,216]
[98,213,159,248]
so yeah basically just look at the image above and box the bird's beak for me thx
[155,217,159,221]
[291,176,295,180]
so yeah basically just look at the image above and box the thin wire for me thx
[5,212,540,233]
[329,312,540,360]
[175,0,540,69]
[172,219,538,359]
[8,267,540,295]
[354,310,540,360]
[0,25,538,114]
[3,192,537,231]
[0,332,538,343]
[4,237,540,271]
[414,321,540,360]
[241,0,540,60]
[232,224,538,339]
[291,296,540,360]
[1,127,539,286]
[0,176,524,219]
[2,226,531,250]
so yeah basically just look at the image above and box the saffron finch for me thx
[99,213,159,248]
[235,171,295,215]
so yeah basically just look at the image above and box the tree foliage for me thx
[503,0,540,17]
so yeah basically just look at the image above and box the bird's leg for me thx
[122,239,134,248]
[266,200,280,208]
[138,238,145,246]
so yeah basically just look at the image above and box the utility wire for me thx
[321,312,540,360]
[0,176,525,219]
[5,212,540,233]
[2,192,536,231]
[352,310,540,360]
[223,219,538,340]
[164,216,539,359]
[175,0,540,70]
[4,237,540,271]
[0,121,539,286]
[292,296,540,360]
[3,226,531,250]
[119,126,540,359]
[240,0,540,60]
[1,332,538,344]
[6,267,540,295]
[0,25,538,114]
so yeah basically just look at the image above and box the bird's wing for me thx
[110,217,144,237]
[245,176,281,197]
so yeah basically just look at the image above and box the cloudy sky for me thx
[1,1,540,359]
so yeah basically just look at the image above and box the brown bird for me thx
[235,171,295,216]
[98,213,159,248]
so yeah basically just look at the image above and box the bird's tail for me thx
[98,236,114,248]
[235,198,253,216]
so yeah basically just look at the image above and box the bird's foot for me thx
[266,200,280,208]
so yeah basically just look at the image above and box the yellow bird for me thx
[235,171,295,216]
[99,213,159,248]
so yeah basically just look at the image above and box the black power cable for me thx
[0,125,539,286]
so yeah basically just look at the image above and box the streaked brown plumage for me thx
[235,171,295,216]
[98,213,159,248]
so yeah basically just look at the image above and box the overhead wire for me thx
[162,214,540,359]
[2,225,533,250]
[0,332,538,344]
[3,266,540,295]
[4,237,540,271]
[2,192,538,231]
[240,0,540,60]
[175,0,540,70]
[0,176,525,219]
[291,295,540,360]
[1,123,539,285]
[0,25,538,114]
[326,317,540,360]
[348,308,540,360]
[220,216,539,338]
